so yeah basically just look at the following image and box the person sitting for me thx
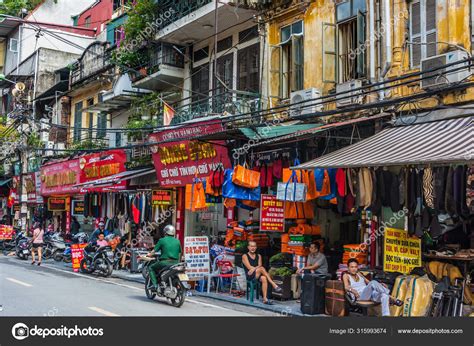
[90,221,106,243]
[242,241,283,305]
[342,258,402,316]
[297,242,328,276]
[96,233,109,248]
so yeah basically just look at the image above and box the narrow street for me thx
[0,255,276,317]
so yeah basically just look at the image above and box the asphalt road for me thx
[0,255,276,317]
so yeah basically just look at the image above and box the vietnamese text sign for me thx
[72,200,85,216]
[71,243,87,272]
[149,120,231,187]
[0,225,14,240]
[260,194,285,232]
[184,236,210,280]
[384,228,421,274]
[48,197,67,211]
[152,190,173,206]
[40,159,81,196]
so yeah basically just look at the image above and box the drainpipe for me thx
[369,0,376,83]
[380,0,392,100]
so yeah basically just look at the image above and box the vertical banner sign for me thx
[184,236,210,280]
[260,194,285,232]
[71,243,87,272]
[384,228,421,274]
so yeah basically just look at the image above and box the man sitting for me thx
[342,258,402,316]
[242,241,282,304]
[297,242,328,276]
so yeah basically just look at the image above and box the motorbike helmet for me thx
[164,225,176,236]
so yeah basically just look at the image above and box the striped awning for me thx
[293,116,474,169]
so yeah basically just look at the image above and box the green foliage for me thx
[0,0,57,17]
[126,92,164,140]
[269,267,295,277]
[26,133,42,149]
[69,139,108,151]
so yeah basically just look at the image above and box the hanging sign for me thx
[149,120,231,187]
[71,200,85,216]
[184,236,210,280]
[22,173,37,203]
[40,159,81,196]
[383,228,422,274]
[152,190,173,206]
[260,194,285,232]
[48,197,67,211]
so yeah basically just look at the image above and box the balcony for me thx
[131,42,185,91]
[70,42,113,86]
[154,0,257,42]
[163,89,262,125]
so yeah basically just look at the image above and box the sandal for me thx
[37,262,41,266]
[273,286,283,293]
[31,261,35,265]
[263,300,274,305]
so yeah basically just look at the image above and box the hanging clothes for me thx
[358,168,373,209]
[433,166,448,213]
[398,167,406,209]
[445,167,455,215]
[370,169,381,214]
[390,172,401,212]
[467,166,474,214]
[423,167,435,209]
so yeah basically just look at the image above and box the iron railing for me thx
[71,45,114,85]
[154,0,213,31]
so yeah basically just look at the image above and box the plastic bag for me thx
[222,169,261,201]
[232,164,260,189]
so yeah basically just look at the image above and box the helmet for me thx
[164,225,176,236]
[98,221,105,227]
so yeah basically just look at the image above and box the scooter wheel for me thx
[145,277,156,300]
[79,258,92,274]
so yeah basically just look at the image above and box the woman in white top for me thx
[342,258,402,316]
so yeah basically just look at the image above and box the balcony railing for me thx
[71,43,114,86]
[163,90,262,125]
[130,42,185,83]
[153,0,212,31]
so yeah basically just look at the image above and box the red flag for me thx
[163,102,175,126]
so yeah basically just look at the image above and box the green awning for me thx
[240,124,322,140]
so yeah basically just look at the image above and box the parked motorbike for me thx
[15,231,31,260]
[42,231,65,260]
[56,232,89,263]
[79,244,114,277]
[144,256,188,307]
[1,229,17,253]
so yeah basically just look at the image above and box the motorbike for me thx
[42,232,65,260]
[138,253,155,279]
[144,256,188,307]
[15,231,31,260]
[56,232,89,263]
[79,244,114,277]
[1,229,17,253]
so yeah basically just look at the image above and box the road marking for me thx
[187,299,229,310]
[6,277,32,287]
[88,306,120,317]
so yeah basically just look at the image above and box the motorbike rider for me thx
[147,225,182,290]
[90,221,106,243]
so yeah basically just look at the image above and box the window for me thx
[238,43,260,93]
[410,0,437,68]
[217,36,232,53]
[191,64,210,113]
[87,98,94,140]
[9,38,18,52]
[114,26,125,46]
[239,26,259,43]
[115,132,122,148]
[214,53,234,113]
[97,113,107,139]
[278,20,304,98]
[84,16,91,28]
[193,47,209,62]
[73,102,82,142]
[336,0,366,83]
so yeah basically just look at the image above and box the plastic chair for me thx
[246,278,261,302]
[215,260,240,294]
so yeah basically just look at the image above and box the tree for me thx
[0,0,56,17]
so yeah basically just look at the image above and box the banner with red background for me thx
[40,159,81,196]
[149,120,231,187]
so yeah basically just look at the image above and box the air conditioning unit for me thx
[421,50,471,90]
[336,80,363,108]
[290,88,323,118]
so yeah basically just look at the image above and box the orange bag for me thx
[232,164,260,189]
[185,182,207,211]
[223,198,237,209]
[241,200,260,209]
[284,201,315,219]
[303,170,318,200]
[205,177,220,196]
[319,170,331,196]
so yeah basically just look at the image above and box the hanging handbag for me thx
[222,169,261,201]
[273,159,283,179]
[232,163,261,189]
[277,170,307,202]
[185,179,207,211]
[210,164,225,189]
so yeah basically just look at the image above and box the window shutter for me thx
[291,34,304,92]
[356,11,366,78]
[425,0,437,58]
[410,1,422,67]
[322,22,337,84]
[270,45,282,97]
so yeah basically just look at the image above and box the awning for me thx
[240,124,323,140]
[73,168,155,189]
[293,116,474,169]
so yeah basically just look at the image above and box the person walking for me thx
[31,222,44,266]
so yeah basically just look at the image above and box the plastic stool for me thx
[246,279,260,302]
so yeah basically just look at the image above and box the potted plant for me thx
[269,266,295,300]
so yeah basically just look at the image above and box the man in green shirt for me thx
[148,225,182,290]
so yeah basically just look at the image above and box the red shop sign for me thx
[79,149,127,192]
[71,243,88,272]
[149,121,231,187]
[40,159,81,196]
[260,194,285,232]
